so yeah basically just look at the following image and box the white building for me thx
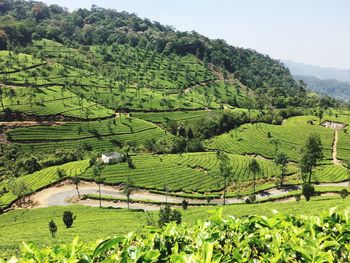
[101,152,124,164]
[321,121,346,130]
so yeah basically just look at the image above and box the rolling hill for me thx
[0,1,349,261]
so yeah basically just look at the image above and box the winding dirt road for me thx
[23,179,349,211]
[30,181,205,211]
[26,181,303,210]
[333,129,341,165]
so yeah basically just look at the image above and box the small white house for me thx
[101,152,124,164]
[321,121,347,130]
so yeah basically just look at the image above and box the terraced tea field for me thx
[6,117,172,152]
[133,108,260,124]
[0,85,114,119]
[336,130,350,160]
[89,44,215,89]
[0,51,43,72]
[82,152,295,192]
[1,4,349,262]
[30,39,215,90]
[133,110,215,123]
[0,160,90,207]
[207,116,335,161]
[70,85,212,111]
[312,164,350,182]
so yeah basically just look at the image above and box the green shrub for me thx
[245,194,256,204]
[62,211,76,228]
[302,182,315,201]
[340,189,348,199]
[48,219,57,237]
[181,199,189,210]
[158,204,182,227]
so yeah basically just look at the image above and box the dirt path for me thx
[333,129,341,165]
[29,181,205,210]
[0,121,65,128]
[245,154,269,161]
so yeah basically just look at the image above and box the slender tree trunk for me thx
[98,183,101,208]
[308,169,312,183]
[253,173,256,194]
[223,179,226,205]
[280,173,284,187]
[223,189,226,205]
[75,185,80,199]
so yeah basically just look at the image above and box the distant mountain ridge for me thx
[282,60,350,83]
[294,75,350,101]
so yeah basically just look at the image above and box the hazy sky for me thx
[40,0,350,69]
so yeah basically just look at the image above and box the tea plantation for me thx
[2,198,350,260]
[207,116,336,161]
[0,1,350,261]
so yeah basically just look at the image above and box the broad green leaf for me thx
[93,236,125,259]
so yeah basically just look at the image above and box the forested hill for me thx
[295,75,350,102]
[0,0,320,107]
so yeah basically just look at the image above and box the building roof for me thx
[102,152,122,158]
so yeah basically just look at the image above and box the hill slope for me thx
[0,0,314,108]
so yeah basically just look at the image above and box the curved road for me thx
[29,181,301,210]
[27,180,347,211]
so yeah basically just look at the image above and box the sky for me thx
[40,0,350,69]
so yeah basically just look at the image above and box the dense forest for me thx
[0,0,339,108]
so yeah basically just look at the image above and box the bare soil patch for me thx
[0,121,65,128]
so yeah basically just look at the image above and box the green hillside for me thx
[0,0,336,109]
[207,116,335,161]
[2,204,350,260]
[0,1,349,261]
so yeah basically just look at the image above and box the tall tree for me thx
[158,204,182,227]
[216,151,234,205]
[248,159,261,194]
[93,163,104,208]
[274,151,288,187]
[48,219,57,238]
[72,176,81,199]
[300,133,323,183]
[122,176,137,209]
[9,178,32,205]
[163,184,169,204]
[317,110,324,123]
